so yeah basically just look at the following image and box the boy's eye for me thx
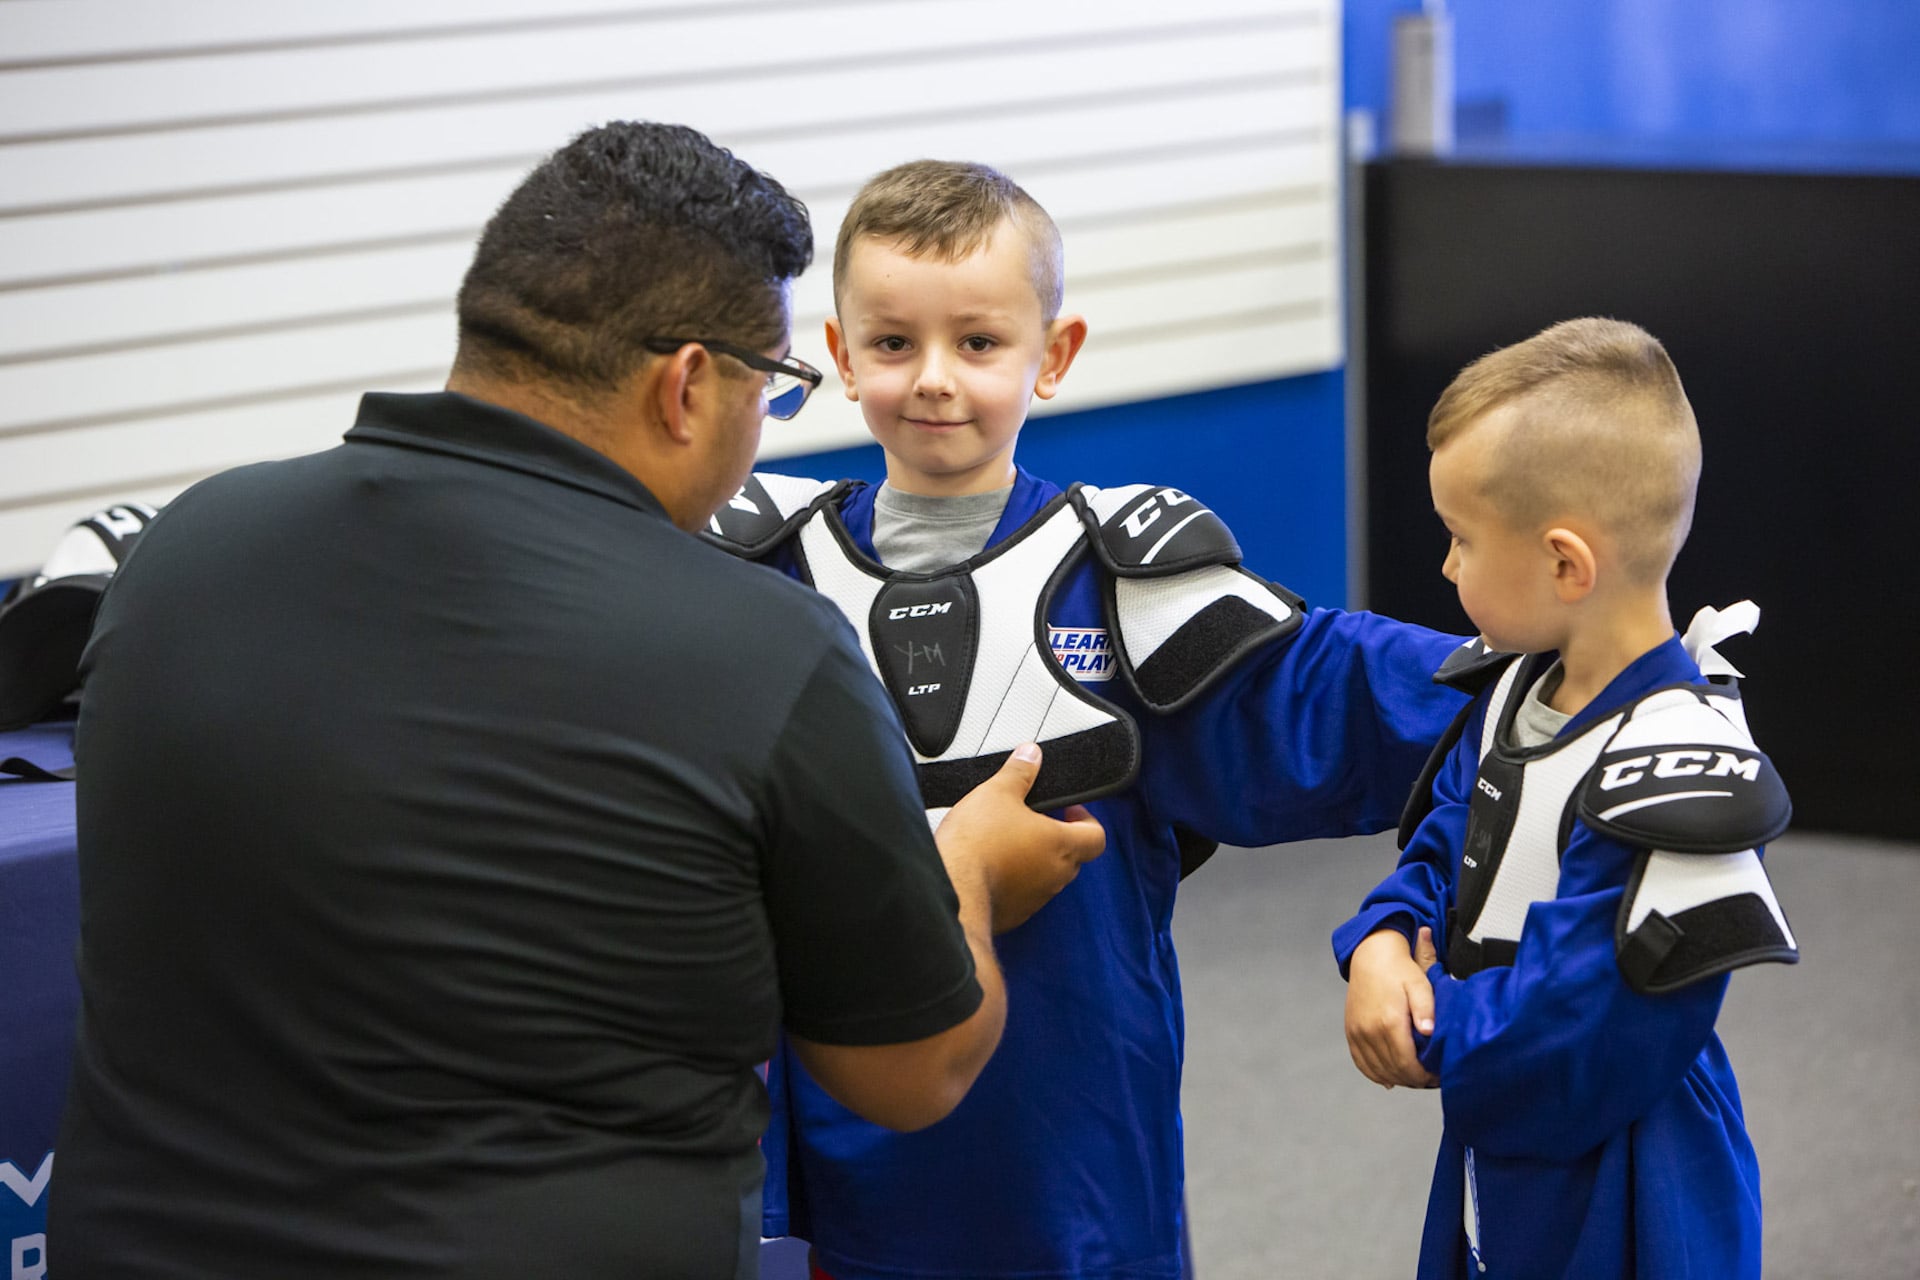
[961,335,997,353]
[874,336,909,353]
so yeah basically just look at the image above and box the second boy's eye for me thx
[874,335,910,354]
[960,335,997,354]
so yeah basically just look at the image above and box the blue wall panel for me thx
[763,373,1352,611]
[1348,0,1920,156]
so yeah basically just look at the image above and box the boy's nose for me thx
[1440,543,1459,582]
[913,351,957,398]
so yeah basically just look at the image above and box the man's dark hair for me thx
[453,121,813,393]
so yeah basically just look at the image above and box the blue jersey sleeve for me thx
[1137,607,1467,848]
[1329,703,1479,978]
[1416,819,1729,1163]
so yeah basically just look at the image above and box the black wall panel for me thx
[1362,158,1920,839]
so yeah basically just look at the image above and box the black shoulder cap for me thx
[1433,637,1517,694]
[1580,688,1792,854]
[1071,484,1241,578]
[702,473,848,558]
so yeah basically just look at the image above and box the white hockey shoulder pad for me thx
[1581,686,1799,994]
[703,473,850,558]
[1070,483,1304,711]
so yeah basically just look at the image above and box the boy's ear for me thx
[824,317,859,401]
[1033,313,1089,401]
[1543,526,1598,603]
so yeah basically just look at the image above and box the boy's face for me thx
[827,227,1084,496]
[1429,414,1565,654]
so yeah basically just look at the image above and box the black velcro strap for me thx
[1444,918,1518,978]
[1,755,75,782]
[916,719,1139,812]
[1130,594,1301,709]
[1620,893,1799,995]
[1616,909,1686,992]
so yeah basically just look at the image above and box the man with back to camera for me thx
[46,121,1104,1279]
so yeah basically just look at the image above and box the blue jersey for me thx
[1333,637,1772,1279]
[758,468,1466,1279]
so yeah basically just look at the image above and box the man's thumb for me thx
[995,742,1043,795]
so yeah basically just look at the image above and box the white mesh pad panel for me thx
[1112,565,1294,669]
[961,509,1113,758]
[1626,849,1796,946]
[797,518,885,673]
[1469,715,1622,945]
[1609,688,1753,754]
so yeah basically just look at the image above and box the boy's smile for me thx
[826,227,1085,496]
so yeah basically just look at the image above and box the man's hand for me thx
[1345,926,1441,1089]
[936,743,1106,934]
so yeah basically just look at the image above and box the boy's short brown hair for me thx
[833,160,1064,321]
[1429,317,1701,584]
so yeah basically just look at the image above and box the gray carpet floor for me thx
[1174,830,1920,1279]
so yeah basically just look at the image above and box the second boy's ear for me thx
[1033,314,1089,401]
[824,317,860,401]
[1544,526,1598,602]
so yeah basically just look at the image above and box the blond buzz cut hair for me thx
[833,160,1065,322]
[1428,317,1702,585]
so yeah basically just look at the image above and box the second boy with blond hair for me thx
[1335,318,1798,1278]
[707,160,1466,1278]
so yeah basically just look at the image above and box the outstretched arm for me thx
[1141,607,1468,847]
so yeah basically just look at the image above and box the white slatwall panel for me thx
[0,0,1342,573]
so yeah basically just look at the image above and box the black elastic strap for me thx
[1,755,75,782]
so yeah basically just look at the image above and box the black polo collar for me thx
[345,391,671,521]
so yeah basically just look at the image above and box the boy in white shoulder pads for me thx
[1336,317,1799,1280]
[710,160,1467,1280]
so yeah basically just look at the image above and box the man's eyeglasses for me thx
[643,338,823,420]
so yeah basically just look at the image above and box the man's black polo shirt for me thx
[51,392,980,1278]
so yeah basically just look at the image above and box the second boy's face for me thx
[828,228,1083,496]
[1430,418,1564,655]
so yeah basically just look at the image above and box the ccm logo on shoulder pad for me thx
[1085,485,1243,576]
[1597,748,1761,790]
[1581,739,1791,855]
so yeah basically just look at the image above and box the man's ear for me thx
[1544,526,1598,602]
[645,342,710,445]
[824,316,859,401]
[1033,313,1089,401]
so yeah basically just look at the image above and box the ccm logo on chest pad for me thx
[870,577,979,758]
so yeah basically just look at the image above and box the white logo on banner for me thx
[0,1157,50,1209]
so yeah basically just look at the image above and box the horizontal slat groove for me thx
[1071,243,1330,293]
[0,1,895,73]
[0,299,453,368]
[0,14,1317,146]
[0,78,1320,219]
[0,467,229,517]
[0,153,1327,294]
[1097,300,1331,347]
[0,229,478,295]
[0,369,445,445]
